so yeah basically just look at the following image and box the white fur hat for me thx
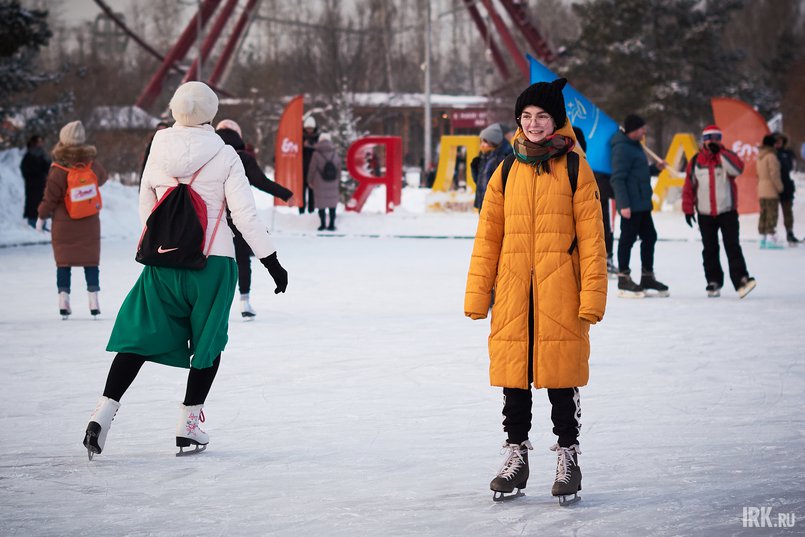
[59,120,86,145]
[215,118,242,137]
[169,81,218,126]
[318,132,331,142]
[303,115,316,129]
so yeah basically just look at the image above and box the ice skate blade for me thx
[738,280,757,299]
[644,290,670,298]
[83,423,102,461]
[492,489,525,502]
[176,444,207,457]
[241,314,256,321]
[707,291,721,298]
[616,290,645,299]
[556,493,581,506]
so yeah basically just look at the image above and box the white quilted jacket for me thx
[139,124,275,259]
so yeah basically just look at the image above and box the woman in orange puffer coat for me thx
[464,78,607,504]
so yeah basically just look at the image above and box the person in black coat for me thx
[139,121,170,189]
[301,115,320,214]
[774,132,799,244]
[20,135,50,227]
[216,122,293,319]
[572,126,616,275]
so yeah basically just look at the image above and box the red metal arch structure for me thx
[93,0,260,110]
[461,0,555,81]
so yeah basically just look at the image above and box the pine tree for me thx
[0,1,70,148]
[557,0,745,139]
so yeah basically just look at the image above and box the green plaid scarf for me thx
[513,132,575,173]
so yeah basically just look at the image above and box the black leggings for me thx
[103,353,221,406]
[501,288,582,448]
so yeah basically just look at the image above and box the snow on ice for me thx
[1,149,803,536]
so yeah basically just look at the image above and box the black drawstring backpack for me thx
[136,160,226,270]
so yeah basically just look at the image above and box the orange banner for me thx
[273,95,304,207]
[711,97,770,214]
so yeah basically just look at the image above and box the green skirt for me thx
[107,256,237,369]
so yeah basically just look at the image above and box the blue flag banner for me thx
[528,54,618,174]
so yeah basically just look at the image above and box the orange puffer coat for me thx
[464,124,607,390]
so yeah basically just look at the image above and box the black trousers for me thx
[601,194,613,257]
[697,211,749,290]
[617,210,657,274]
[318,208,336,228]
[102,353,220,406]
[298,184,315,214]
[233,234,253,295]
[501,289,582,448]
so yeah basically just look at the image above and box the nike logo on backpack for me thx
[157,246,179,254]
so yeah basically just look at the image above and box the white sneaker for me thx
[83,396,121,460]
[176,404,208,455]
[240,294,256,320]
[88,291,100,317]
[58,291,71,319]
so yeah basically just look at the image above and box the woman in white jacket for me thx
[82,82,288,459]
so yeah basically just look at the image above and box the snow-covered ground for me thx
[1,149,804,536]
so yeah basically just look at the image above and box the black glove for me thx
[260,252,288,294]
[685,213,696,228]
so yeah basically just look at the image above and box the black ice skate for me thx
[639,271,670,297]
[490,440,532,501]
[705,282,722,298]
[787,231,800,246]
[616,272,645,298]
[550,443,582,506]
[737,276,757,299]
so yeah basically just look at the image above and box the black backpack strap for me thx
[567,151,579,196]
[500,154,516,194]
[567,151,581,255]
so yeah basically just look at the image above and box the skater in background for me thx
[609,114,669,297]
[139,120,170,187]
[301,115,319,214]
[756,134,785,249]
[20,134,50,228]
[682,125,756,298]
[82,82,288,460]
[307,132,340,231]
[216,119,294,320]
[573,126,616,276]
[465,78,607,504]
[471,122,512,212]
[774,132,799,245]
[36,120,108,319]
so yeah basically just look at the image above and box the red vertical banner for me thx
[711,97,770,214]
[274,95,304,207]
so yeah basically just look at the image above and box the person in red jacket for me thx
[682,125,756,298]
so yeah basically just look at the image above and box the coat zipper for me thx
[530,164,538,388]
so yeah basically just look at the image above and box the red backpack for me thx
[53,162,102,219]
[135,162,226,270]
